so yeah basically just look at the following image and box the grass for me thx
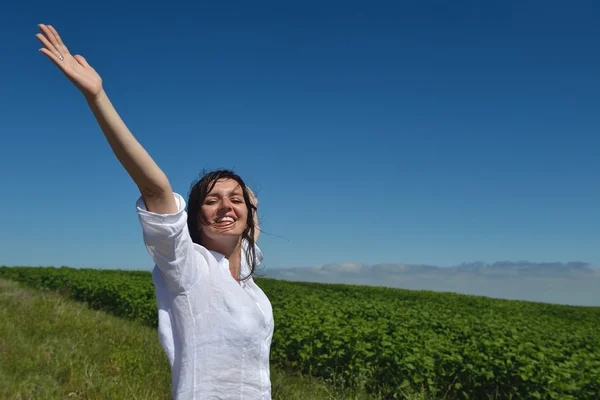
[0,278,399,400]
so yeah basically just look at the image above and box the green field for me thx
[1,266,599,399]
[0,278,382,400]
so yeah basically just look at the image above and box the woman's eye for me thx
[205,200,217,205]
[231,198,243,203]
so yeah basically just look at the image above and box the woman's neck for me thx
[202,235,243,282]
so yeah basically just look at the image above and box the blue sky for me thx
[1,1,599,271]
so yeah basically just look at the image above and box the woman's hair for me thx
[186,169,258,281]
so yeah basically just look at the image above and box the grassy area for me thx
[6,266,597,399]
[0,278,391,400]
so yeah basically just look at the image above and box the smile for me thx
[216,216,235,226]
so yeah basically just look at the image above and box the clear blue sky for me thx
[1,1,599,271]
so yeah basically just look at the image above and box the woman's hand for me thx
[36,24,104,100]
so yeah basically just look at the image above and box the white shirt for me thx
[136,192,274,400]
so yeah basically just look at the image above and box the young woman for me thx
[36,24,274,399]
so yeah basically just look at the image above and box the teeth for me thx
[218,217,234,223]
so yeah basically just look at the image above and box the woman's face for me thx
[200,178,249,240]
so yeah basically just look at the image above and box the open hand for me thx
[36,24,104,100]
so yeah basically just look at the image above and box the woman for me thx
[36,24,274,399]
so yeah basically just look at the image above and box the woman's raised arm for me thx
[36,23,177,215]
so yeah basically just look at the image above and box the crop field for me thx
[1,266,599,399]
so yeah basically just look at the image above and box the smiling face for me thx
[199,178,249,241]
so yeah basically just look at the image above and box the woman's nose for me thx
[220,198,232,210]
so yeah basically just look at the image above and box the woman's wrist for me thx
[84,88,107,104]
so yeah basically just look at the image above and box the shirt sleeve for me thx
[136,192,202,293]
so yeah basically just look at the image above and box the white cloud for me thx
[263,261,600,306]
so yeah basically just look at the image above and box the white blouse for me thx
[136,192,274,400]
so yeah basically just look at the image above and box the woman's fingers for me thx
[36,32,62,60]
[39,47,65,70]
[46,25,71,55]
[38,25,59,49]
[37,24,70,59]
[46,25,65,47]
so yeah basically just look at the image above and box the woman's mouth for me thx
[215,216,235,226]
